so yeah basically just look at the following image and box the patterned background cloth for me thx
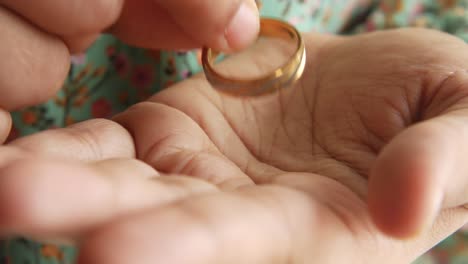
[1,0,468,263]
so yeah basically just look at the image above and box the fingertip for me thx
[222,2,260,52]
[155,0,260,52]
[368,139,444,239]
[368,179,441,239]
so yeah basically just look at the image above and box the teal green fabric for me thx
[2,1,468,263]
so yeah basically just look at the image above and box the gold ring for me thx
[202,18,306,97]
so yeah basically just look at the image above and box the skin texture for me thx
[0,29,468,263]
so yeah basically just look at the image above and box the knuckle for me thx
[0,7,69,109]
[66,119,135,160]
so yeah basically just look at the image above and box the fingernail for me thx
[223,3,259,52]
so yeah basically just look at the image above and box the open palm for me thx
[2,28,468,264]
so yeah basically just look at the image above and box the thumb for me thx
[368,72,468,238]
[155,0,260,52]
[368,121,448,238]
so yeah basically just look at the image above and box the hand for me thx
[0,0,259,141]
[1,28,468,263]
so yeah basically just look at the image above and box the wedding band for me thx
[202,18,306,96]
